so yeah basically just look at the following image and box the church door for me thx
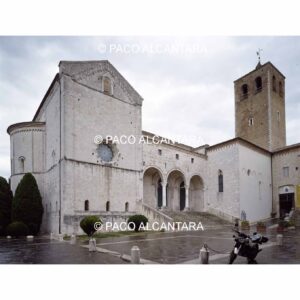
[180,181,185,211]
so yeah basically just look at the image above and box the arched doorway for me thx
[143,167,163,208]
[167,170,186,211]
[189,175,204,211]
[279,185,295,218]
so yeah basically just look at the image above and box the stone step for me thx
[162,210,231,227]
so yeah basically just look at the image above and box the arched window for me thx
[272,76,276,92]
[84,200,89,211]
[106,201,110,212]
[125,202,129,212]
[255,76,262,92]
[103,76,112,95]
[18,156,25,173]
[279,81,283,97]
[241,84,248,99]
[218,170,224,193]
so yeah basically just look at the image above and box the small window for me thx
[248,117,254,126]
[84,200,89,211]
[277,111,280,122]
[176,154,179,160]
[158,149,162,156]
[272,76,277,92]
[255,76,262,92]
[241,84,248,100]
[283,167,289,177]
[103,76,112,95]
[106,201,110,212]
[191,158,194,164]
[247,169,251,176]
[125,202,129,212]
[55,201,58,212]
[18,156,25,173]
[218,170,224,193]
[279,81,283,97]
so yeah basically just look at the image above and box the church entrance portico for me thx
[167,170,187,211]
[189,175,204,211]
[143,167,166,209]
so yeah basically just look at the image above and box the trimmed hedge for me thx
[12,173,43,235]
[127,215,148,232]
[80,216,102,236]
[6,221,29,237]
[0,176,13,235]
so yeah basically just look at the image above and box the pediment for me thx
[59,60,143,105]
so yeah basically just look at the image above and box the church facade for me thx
[7,60,300,234]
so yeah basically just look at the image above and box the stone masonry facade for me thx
[6,60,300,234]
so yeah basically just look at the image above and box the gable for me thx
[59,60,143,106]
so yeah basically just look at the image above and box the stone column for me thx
[185,185,190,210]
[162,182,167,208]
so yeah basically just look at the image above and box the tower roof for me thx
[234,61,286,83]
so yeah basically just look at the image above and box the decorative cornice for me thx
[7,121,45,135]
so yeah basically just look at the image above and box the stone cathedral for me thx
[7,60,300,234]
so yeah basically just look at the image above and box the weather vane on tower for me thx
[256,48,263,63]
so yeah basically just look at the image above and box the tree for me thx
[0,176,12,235]
[12,173,44,235]
[127,215,148,232]
[80,216,102,237]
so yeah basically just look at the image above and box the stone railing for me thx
[206,207,235,223]
[136,201,173,225]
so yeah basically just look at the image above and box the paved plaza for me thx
[1,225,300,264]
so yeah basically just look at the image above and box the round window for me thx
[97,144,113,162]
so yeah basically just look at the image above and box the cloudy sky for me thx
[1,36,300,178]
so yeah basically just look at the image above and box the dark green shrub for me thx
[0,176,13,235]
[80,216,102,236]
[6,221,29,237]
[12,173,43,235]
[127,215,148,232]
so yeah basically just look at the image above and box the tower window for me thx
[84,200,89,211]
[103,76,113,95]
[191,158,194,163]
[218,170,224,193]
[125,202,129,212]
[176,154,179,160]
[272,76,277,92]
[158,149,162,155]
[106,201,110,212]
[248,117,254,126]
[255,76,262,92]
[279,81,283,97]
[277,111,280,122]
[241,84,248,100]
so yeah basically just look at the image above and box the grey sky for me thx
[1,36,300,179]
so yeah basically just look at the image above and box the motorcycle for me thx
[229,229,268,264]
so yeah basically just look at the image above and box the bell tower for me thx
[234,61,286,151]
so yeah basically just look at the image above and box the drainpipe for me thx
[271,153,274,217]
[58,74,62,234]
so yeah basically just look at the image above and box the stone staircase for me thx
[162,210,232,229]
